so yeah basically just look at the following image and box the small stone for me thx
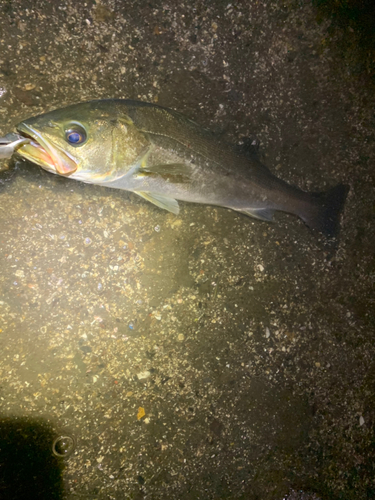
[178,333,185,341]
[359,416,365,426]
[137,371,151,380]
[265,327,270,338]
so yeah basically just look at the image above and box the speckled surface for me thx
[0,1,374,499]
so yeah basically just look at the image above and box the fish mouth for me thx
[16,123,78,175]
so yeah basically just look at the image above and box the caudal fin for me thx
[302,184,349,237]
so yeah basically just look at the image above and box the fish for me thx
[14,99,349,237]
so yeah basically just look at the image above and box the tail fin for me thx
[302,184,349,237]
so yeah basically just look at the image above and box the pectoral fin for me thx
[137,163,191,184]
[135,191,180,215]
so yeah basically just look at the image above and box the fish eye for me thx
[65,125,87,146]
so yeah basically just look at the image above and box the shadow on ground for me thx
[0,416,65,500]
[313,0,375,80]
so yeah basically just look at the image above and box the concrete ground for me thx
[0,1,374,499]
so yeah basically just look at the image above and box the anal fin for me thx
[239,208,275,221]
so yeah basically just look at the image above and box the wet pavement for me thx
[0,1,374,499]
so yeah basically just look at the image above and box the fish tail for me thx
[301,184,349,237]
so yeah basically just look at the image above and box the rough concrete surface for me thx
[0,1,374,499]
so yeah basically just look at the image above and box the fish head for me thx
[16,100,149,182]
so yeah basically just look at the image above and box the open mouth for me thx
[16,123,78,175]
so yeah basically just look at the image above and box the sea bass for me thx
[14,99,349,236]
